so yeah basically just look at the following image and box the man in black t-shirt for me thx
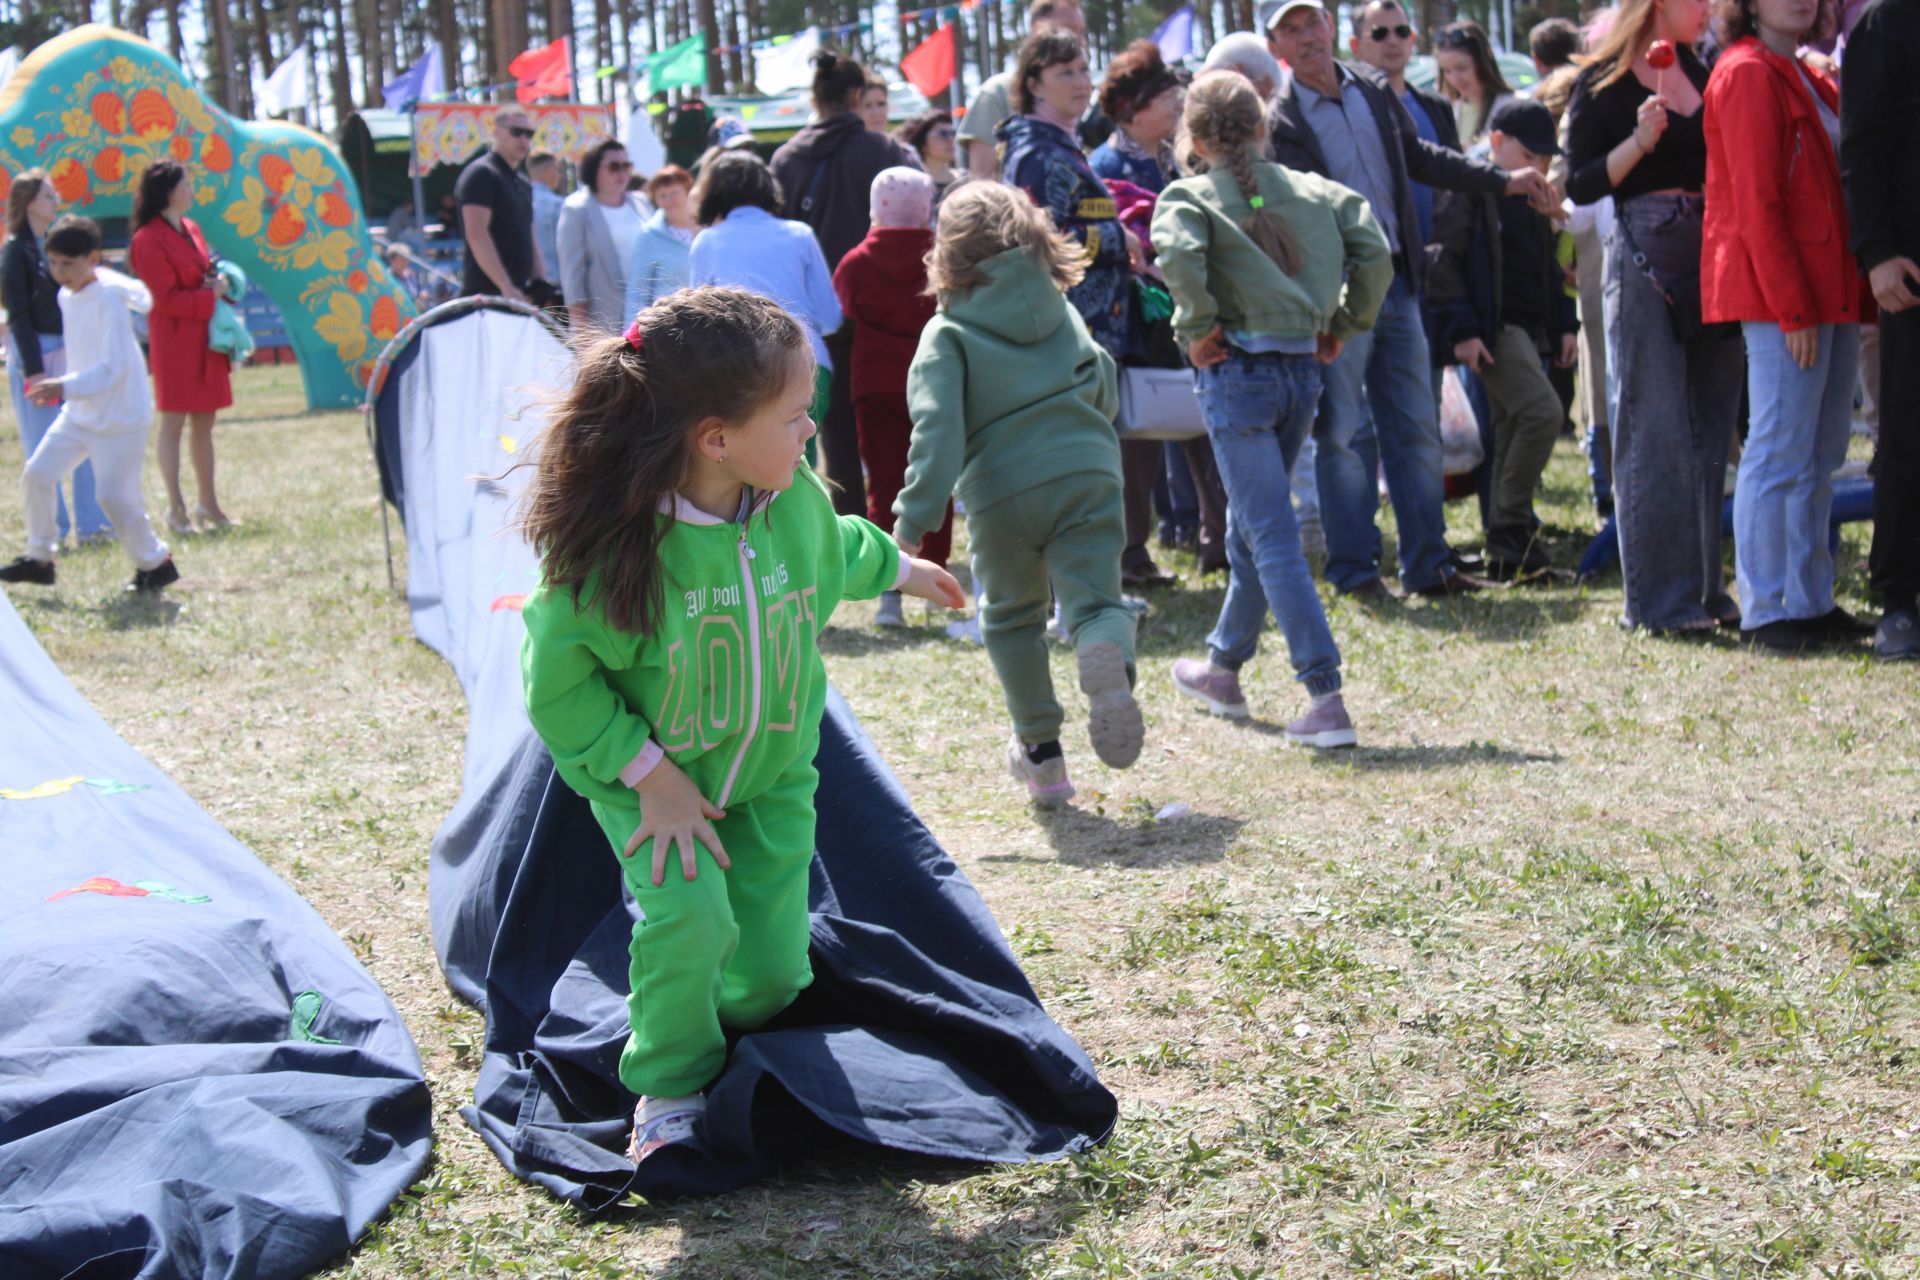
[455,107,543,301]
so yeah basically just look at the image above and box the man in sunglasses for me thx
[456,107,545,303]
[1263,0,1550,602]
[1350,0,1456,270]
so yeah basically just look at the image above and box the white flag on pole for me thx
[258,44,311,116]
[753,26,821,95]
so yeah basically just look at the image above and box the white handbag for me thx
[1113,366,1206,442]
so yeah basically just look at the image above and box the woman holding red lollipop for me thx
[1566,0,1744,637]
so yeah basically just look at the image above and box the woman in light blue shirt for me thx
[623,164,698,322]
[685,151,843,425]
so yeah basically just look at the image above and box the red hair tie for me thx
[623,319,645,352]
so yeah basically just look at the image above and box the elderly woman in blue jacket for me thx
[622,164,698,323]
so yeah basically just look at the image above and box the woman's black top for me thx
[1565,46,1710,206]
[0,230,63,377]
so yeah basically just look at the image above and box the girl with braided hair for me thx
[1149,69,1394,747]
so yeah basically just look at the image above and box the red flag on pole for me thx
[900,23,956,99]
[510,36,573,104]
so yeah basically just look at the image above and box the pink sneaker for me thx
[1171,657,1249,719]
[1006,735,1074,808]
[1284,695,1357,749]
[628,1095,704,1163]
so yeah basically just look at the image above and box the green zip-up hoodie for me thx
[1149,161,1394,346]
[520,468,902,841]
[894,245,1120,549]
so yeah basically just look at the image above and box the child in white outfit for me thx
[0,216,177,593]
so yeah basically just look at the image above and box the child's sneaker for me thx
[874,589,906,628]
[1006,734,1074,808]
[129,558,179,594]
[1077,641,1144,768]
[628,1094,705,1164]
[0,556,55,585]
[1284,694,1357,749]
[1170,657,1248,719]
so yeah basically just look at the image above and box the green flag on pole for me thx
[647,33,707,91]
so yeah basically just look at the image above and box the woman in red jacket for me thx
[1703,0,1869,652]
[831,166,951,628]
[129,161,236,533]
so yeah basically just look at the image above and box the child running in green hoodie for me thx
[893,180,1144,808]
[518,287,964,1164]
[1149,70,1393,747]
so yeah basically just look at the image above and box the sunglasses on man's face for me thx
[1369,23,1413,40]
[505,125,535,139]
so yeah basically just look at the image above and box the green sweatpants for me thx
[612,759,819,1099]
[967,471,1135,744]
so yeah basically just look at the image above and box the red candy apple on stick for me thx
[1646,39,1675,99]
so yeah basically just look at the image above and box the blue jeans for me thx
[6,334,107,539]
[1196,350,1342,696]
[1735,321,1858,629]
[1315,276,1452,592]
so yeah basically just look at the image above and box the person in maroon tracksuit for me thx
[832,166,951,627]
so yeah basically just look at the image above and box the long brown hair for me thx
[133,160,188,230]
[1177,70,1302,276]
[1584,0,1663,89]
[1433,21,1513,106]
[6,169,48,239]
[519,287,810,634]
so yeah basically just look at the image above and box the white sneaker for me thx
[629,1094,705,1163]
[874,590,905,627]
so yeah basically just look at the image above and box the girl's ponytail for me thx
[1180,69,1304,277]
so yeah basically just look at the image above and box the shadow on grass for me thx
[1311,740,1561,770]
[16,590,182,630]
[818,622,959,658]
[618,1144,1079,1278]
[978,805,1246,870]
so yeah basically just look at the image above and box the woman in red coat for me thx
[129,161,236,533]
[1702,0,1870,652]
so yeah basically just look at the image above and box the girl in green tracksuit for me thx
[518,287,963,1164]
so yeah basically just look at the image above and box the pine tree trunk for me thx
[435,0,462,90]
[492,0,527,100]
[327,0,356,115]
[165,0,183,63]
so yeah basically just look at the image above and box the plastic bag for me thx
[1438,367,1485,476]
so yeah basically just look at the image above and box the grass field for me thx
[5,363,1918,1278]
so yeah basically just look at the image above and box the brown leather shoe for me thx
[1409,570,1492,598]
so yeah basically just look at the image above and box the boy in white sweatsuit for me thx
[0,216,176,593]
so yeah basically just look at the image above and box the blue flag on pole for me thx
[384,46,446,110]
[1152,5,1195,62]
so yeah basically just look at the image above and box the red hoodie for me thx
[832,226,935,403]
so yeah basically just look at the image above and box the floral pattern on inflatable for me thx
[0,24,416,408]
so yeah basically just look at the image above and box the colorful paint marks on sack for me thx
[498,434,519,454]
[290,990,343,1045]
[1,775,148,800]
[47,876,210,903]
[491,594,527,612]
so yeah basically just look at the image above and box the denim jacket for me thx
[998,114,1132,357]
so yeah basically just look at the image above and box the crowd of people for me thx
[0,158,245,594]
[0,0,1909,1175]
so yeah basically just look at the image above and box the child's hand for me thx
[26,377,58,405]
[1556,333,1579,369]
[1315,333,1344,365]
[901,557,966,610]
[1188,326,1228,369]
[626,756,731,888]
[893,530,922,558]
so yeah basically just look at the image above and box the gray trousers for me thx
[1605,194,1745,631]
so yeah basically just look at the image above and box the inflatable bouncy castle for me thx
[0,25,414,409]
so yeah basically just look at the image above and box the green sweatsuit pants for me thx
[613,759,818,1099]
[968,471,1136,744]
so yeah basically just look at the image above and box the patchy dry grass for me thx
[5,364,1918,1278]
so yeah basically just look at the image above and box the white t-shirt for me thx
[598,199,646,278]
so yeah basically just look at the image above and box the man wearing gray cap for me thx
[1264,0,1551,601]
